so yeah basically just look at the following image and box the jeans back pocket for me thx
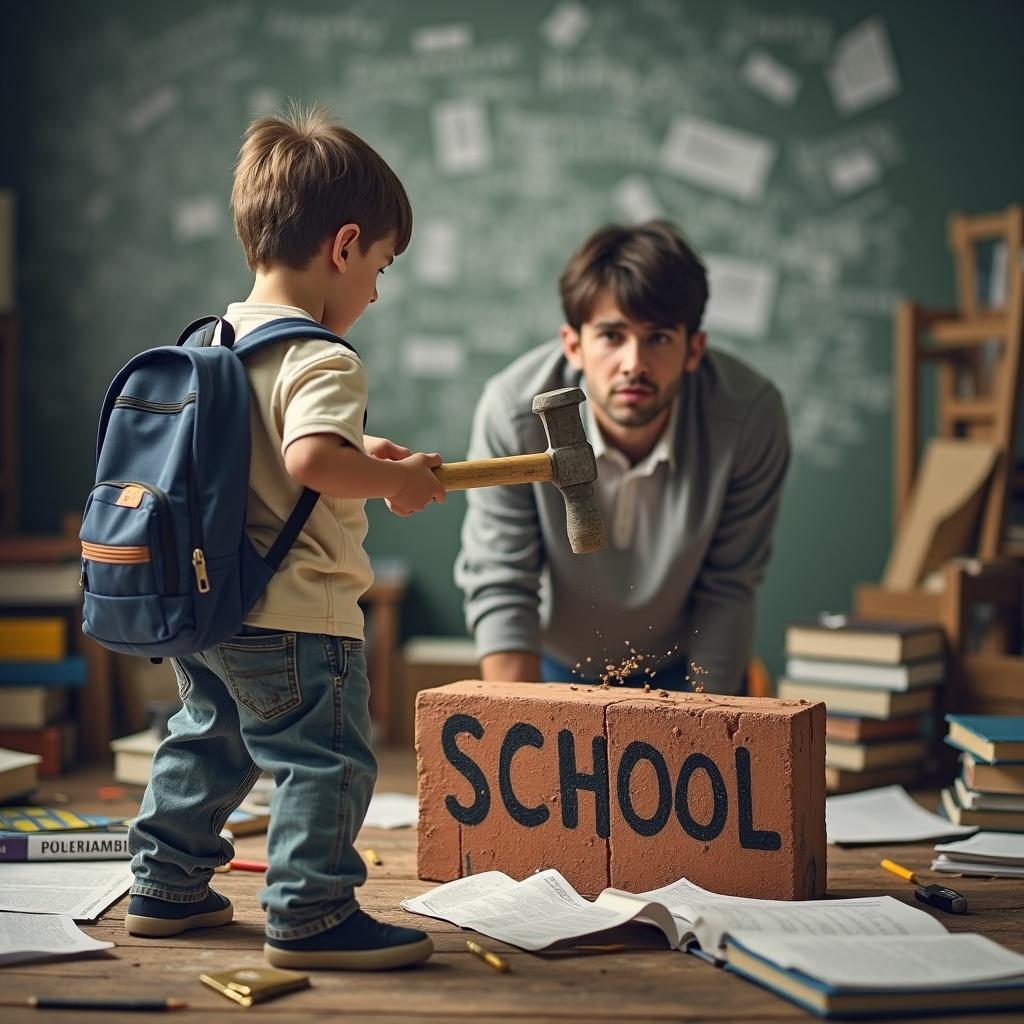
[220,633,300,720]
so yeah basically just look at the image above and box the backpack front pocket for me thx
[80,481,178,596]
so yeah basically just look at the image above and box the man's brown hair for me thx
[231,104,412,271]
[559,220,708,336]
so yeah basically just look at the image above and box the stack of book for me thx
[778,617,945,793]
[940,715,1024,831]
[0,748,41,802]
[0,616,85,775]
[932,831,1024,878]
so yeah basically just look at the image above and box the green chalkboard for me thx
[7,0,1024,679]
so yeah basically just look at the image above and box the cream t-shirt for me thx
[224,302,372,638]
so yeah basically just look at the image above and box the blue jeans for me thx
[129,629,377,941]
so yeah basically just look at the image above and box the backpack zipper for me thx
[93,480,178,594]
[187,460,210,594]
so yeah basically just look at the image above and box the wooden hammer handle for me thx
[434,453,553,491]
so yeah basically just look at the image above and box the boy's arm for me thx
[683,386,790,695]
[284,434,445,514]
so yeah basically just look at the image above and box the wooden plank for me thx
[929,316,1008,345]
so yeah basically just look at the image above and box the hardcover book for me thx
[786,657,944,692]
[777,680,934,720]
[945,716,1024,764]
[786,618,943,665]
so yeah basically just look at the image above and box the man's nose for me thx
[619,337,645,373]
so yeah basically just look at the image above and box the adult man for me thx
[455,221,789,694]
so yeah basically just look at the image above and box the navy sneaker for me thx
[264,908,433,970]
[124,890,233,937]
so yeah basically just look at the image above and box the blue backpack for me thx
[79,316,354,658]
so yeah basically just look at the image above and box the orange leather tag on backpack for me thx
[115,485,144,508]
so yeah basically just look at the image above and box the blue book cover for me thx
[945,716,1024,743]
[724,937,1024,1019]
[945,715,1024,764]
[0,656,88,686]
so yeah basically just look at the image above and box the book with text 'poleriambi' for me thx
[0,828,130,861]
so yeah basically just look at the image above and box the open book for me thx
[403,871,1024,1018]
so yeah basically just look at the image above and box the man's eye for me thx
[650,333,670,345]
[601,331,622,342]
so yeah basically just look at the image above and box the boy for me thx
[125,106,446,970]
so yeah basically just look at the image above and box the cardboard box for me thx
[417,682,826,899]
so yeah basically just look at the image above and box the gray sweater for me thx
[454,341,790,694]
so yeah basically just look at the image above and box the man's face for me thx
[561,292,704,430]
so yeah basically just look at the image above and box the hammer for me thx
[434,387,606,554]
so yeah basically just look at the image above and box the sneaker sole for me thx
[125,903,234,937]
[263,935,434,971]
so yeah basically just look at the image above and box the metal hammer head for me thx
[531,387,607,554]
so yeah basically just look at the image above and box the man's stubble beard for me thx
[597,374,683,429]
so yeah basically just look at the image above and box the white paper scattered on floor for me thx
[932,831,1024,876]
[827,17,901,114]
[403,869,944,955]
[403,869,678,951]
[826,786,976,845]
[934,831,1024,864]
[0,861,132,920]
[0,911,113,965]
[931,857,1024,878]
[660,116,777,202]
[363,792,418,829]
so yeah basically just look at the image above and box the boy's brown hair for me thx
[231,104,412,272]
[559,220,708,336]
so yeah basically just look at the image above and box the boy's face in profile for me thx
[560,290,705,431]
[323,231,397,336]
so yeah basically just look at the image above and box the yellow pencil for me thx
[466,939,510,972]
[363,849,382,866]
[881,858,917,884]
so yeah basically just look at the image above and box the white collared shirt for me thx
[585,393,679,554]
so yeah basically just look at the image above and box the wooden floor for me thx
[4,749,1023,1024]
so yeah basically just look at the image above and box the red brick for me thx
[416,682,825,899]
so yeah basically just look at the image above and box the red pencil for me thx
[229,858,267,872]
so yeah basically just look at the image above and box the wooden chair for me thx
[894,205,1024,559]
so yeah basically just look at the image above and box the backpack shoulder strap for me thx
[232,317,357,359]
[176,316,235,349]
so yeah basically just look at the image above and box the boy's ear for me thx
[331,223,361,271]
[560,323,583,370]
[685,330,707,373]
